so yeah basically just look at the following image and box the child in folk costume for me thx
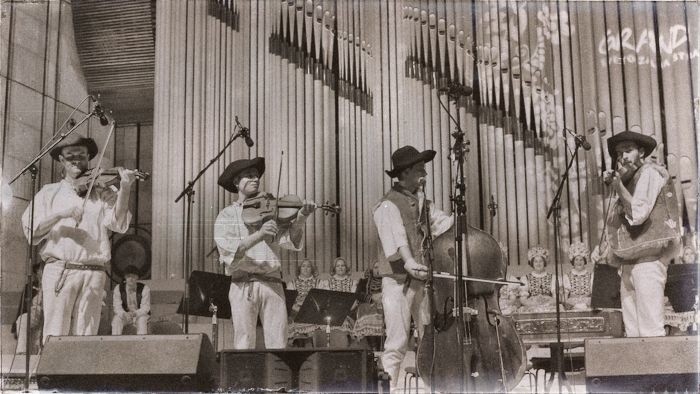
[519,246,557,312]
[563,241,594,310]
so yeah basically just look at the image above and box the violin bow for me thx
[75,120,116,227]
[274,151,284,222]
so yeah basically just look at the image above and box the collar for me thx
[392,183,419,200]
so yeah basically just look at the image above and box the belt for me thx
[230,272,284,284]
[51,261,105,294]
[230,272,284,300]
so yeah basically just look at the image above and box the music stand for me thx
[665,263,698,312]
[591,264,622,309]
[177,271,232,319]
[285,289,299,316]
[295,289,357,348]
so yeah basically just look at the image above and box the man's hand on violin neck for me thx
[299,200,316,216]
[118,167,138,188]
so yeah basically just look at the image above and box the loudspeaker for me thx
[585,336,699,393]
[220,348,377,392]
[37,334,217,392]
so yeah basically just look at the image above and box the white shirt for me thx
[112,283,151,317]
[21,180,131,266]
[214,201,301,276]
[373,190,453,261]
[621,164,666,226]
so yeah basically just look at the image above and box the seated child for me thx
[563,241,594,310]
[519,246,557,313]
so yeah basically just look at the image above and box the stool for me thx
[403,366,419,394]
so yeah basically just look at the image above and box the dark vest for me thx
[120,282,148,314]
[376,185,428,278]
[607,163,680,263]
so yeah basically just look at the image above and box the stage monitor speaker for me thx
[585,336,699,393]
[220,348,377,392]
[37,334,217,392]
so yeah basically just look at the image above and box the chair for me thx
[529,351,585,393]
[403,366,419,394]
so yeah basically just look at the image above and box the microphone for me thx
[234,116,254,147]
[93,103,110,126]
[575,134,591,151]
[241,127,254,147]
[438,83,473,97]
[563,128,591,151]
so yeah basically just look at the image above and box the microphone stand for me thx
[545,134,587,393]
[9,105,100,392]
[174,124,250,333]
[440,91,472,393]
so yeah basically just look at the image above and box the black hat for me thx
[49,132,98,161]
[385,145,436,178]
[606,130,657,159]
[122,265,141,278]
[218,157,265,193]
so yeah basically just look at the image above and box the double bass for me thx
[416,223,527,392]
[415,141,526,392]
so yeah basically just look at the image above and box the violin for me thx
[75,167,150,197]
[241,193,340,227]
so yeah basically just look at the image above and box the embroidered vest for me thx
[120,282,148,314]
[607,163,681,262]
[526,272,553,297]
[568,271,592,297]
[376,185,427,279]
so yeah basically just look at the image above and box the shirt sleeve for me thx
[318,279,330,290]
[21,185,52,244]
[428,201,454,237]
[624,167,666,226]
[373,201,408,260]
[135,285,151,317]
[519,275,530,298]
[563,274,571,293]
[214,207,245,268]
[103,205,132,234]
[278,220,303,252]
[113,285,125,315]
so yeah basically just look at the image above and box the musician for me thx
[111,265,150,335]
[519,246,557,312]
[286,259,320,313]
[353,261,385,350]
[21,133,135,343]
[373,145,454,385]
[603,130,680,337]
[214,158,315,349]
[319,257,357,292]
[563,241,594,310]
[287,259,321,345]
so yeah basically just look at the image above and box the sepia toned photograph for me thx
[0,0,697,392]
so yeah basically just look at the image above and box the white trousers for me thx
[620,260,668,337]
[380,276,428,385]
[42,263,106,343]
[111,313,149,335]
[228,281,287,349]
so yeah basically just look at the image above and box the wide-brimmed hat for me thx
[49,133,98,161]
[122,265,141,278]
[217,157,265,193]
[385,145,436,178]
[606,130,657,159]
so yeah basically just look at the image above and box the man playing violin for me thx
[373,146,453,385]
[603,130,680,337]
[214,158,315,349]
[21,133,136,343]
